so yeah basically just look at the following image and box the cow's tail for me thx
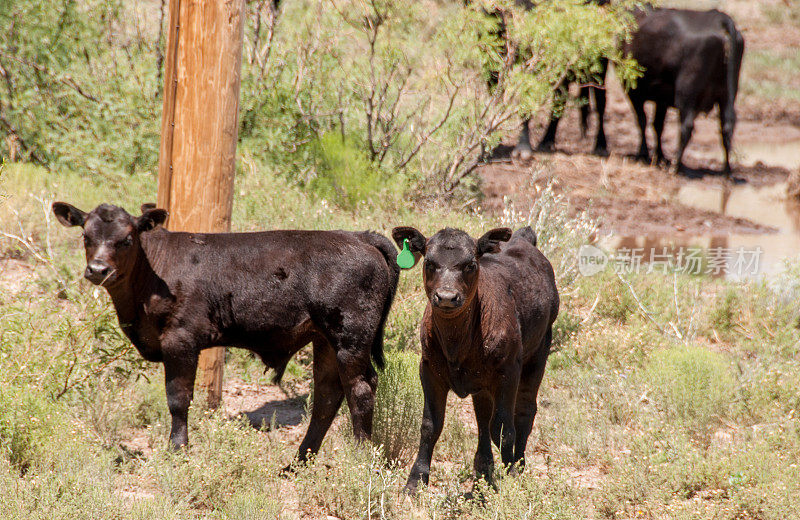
[721,14,744,105]
[355,232,400,370]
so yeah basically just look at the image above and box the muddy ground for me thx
[478,0,800,237]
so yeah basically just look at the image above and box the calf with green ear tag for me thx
[391,225,559,493]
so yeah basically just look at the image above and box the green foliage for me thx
[237,0,639,204]
[709,287,739,335]
[294,443,403,520]
[146,413,280,509]
[372,350,423,463]
[308,132,404,209]
[645,345,736,432]
[0,388,54,474]
[0,0,162,173]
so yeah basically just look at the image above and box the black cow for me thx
[392,226,559,492]
[625,7,745,174]
[53,202,399,462]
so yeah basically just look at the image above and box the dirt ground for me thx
[478,0,800,237]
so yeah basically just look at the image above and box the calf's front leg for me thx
[405,360,448,494]
[471,392,496,486]
[494,367,520,470]
[163,351,199,449]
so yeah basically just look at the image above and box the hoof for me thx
[402,482,419,496]
[511,146,534,161]
[536,141,555,153]
[593,147,609,158]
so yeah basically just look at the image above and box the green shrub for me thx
[217,491,283,520]
[145,412,280,509]
[308,133,404,210]
[0,388,54,473]
[0,0,162,173]
[372,350,423,464]
[294,442,403,520]
[709,288,739,336]
[645,345,736,432]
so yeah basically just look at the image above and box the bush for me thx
[372,350,423,464]
[0,388,54,474]
[645,345,736,432]
[709,288,739,336]
[294,442,403,520]
[145,412,280,509]
[307,133,405,210]
[0,0,162,173]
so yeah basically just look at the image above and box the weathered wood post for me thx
[157,0,246,408]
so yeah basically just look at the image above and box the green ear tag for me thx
[397,239,415,269]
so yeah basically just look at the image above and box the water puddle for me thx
[603,139,800,278]
[735,141,800,171]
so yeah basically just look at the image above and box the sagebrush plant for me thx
[645,344,736,433]
[372,350,423,464]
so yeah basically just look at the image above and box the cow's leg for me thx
[537,79,569,153]
[674,106,696,174]
[631,95,650,162]
[653,102,668,167]
[336,347,378,442]
[405,360,448,494]
[593,84,608,156]
[163,351,199,449]
[719,100,736,175]
[494,366,521,470]
[578,86,591,138]
[471,392,496,486]
[295,339,344,462]
[513,330,551,468]
[511,118,534,161]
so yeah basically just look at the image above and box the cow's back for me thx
[479,227,559,356]
[140,228,394,345]
[630,8,736,110]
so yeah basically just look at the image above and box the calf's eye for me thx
[464,261,477,273]
[119,235,133,247]
[424,262,436,273]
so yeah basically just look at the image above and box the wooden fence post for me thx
[157,0,246,409]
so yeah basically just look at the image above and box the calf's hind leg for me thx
[719,100,736,175]
[295,339,345,463]
[331,331,379,441]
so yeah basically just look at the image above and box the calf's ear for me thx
[391,226,427,255]
[140,202,156,213]
[476,227,512,257]
[52,202,87,228]
[137,207,169,232]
